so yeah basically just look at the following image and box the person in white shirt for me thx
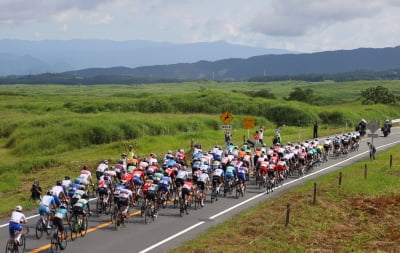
[8,205,27,244]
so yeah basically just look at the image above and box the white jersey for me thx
[61,179,71,189]
[212,168,224,177]
[10,211,26,224]
[176,170,188,180]
[96,163,108,173]
[198,173,209,183]
[118,188,132,199]
[51,185,64,197]
[79,170,92,181]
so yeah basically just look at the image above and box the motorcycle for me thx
[381,121,392,137]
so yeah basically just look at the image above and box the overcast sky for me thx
[1,0,399,52]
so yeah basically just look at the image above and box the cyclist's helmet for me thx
[47,190,53,195]
[60,204,67,209]
[103,175,110,181]
[74,178,81,184]
[56,180,62,186]
[15,205,22,212]
[65,176,70,180]
[103,160,108,164]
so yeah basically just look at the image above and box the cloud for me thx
[0,0,112,24]
[248,0,389,37]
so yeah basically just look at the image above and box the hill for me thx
[64,46,400,81]
[0,39,291,76]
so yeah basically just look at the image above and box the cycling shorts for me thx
[98,187,108,196]
[117,197,129,209]
[182,188,191,200]
[225,172,234,179]
[146,190,157,201]
[133,177,143,186]
[267,169,275,178]
[158,184,169,193]
[72,206,85,216]
[259,166,267,175]
[38,206,51,216]
[8,222,23,237]
[212,176,221,186]
[175,178,184,188]
[52,217,65,232]
[237,173,246,182]
[196,181,205,190]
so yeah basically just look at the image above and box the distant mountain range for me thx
[0,39,292,76]
[64,46,400,81]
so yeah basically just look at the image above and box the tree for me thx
[286,87,313,103]
[360,85,398,104]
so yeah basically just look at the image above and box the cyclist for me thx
[53,204,69,248]
[79,165,93,191]
[96,160,109,181]
[237,164,248,188]
[181,177,194,206]
[61,176,72,193]
[158,171,173,202]
[39,190,59,229]
[51,180,67,203]
[144,179,159,216]
[116,183,133,217]
[175,165,188,189]
[196,168,210,207]
[97,174,112,207]
[8,205,27,245]
[72,197,91,217]
[211,162,224,195]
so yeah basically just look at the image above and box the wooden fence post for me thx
[285,203,290,227]
[313,183,317,205]
[338,172,342,186]
[390,155,393,168]
[364,164,368,179]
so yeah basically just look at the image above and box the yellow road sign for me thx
[243,118,255,129]
[220,111,233,124]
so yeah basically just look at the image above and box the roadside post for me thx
[243,117,255,140]
[366,120,379,145]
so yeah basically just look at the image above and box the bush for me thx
[266,105,318,126]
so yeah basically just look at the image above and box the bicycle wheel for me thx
[122,210,129,228]
[35,219,44,240]
[96,197,102,216]
[104,199,112,215]
[179,199,184,217]
[113,211,119,230]
[60,230,67,250]
[5,239,14,253]
[50,231,59,253]
[80,215,88,237]
[144,206,151,223]
[70,216,79,241]
[18,234,26,253]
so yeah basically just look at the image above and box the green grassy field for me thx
[0,80,399,217]
[171,145,400,253]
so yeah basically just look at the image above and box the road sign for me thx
[220,112,234,124]
[366,120,379,133]
[243,118,255,129]
[220,125,232,130]
[367,134,379,138]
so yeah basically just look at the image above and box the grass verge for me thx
[171,145,400,253]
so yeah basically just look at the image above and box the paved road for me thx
[1,127,399,253]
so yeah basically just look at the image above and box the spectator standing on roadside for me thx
[258,126,265,145]
[125,143,135,160]
[30,180,42,202]
[313,122,319,138]
[253,131,260,149]
[367,142,376,160]
[224,130,232,147]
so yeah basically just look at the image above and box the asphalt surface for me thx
[1,127,399,253]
